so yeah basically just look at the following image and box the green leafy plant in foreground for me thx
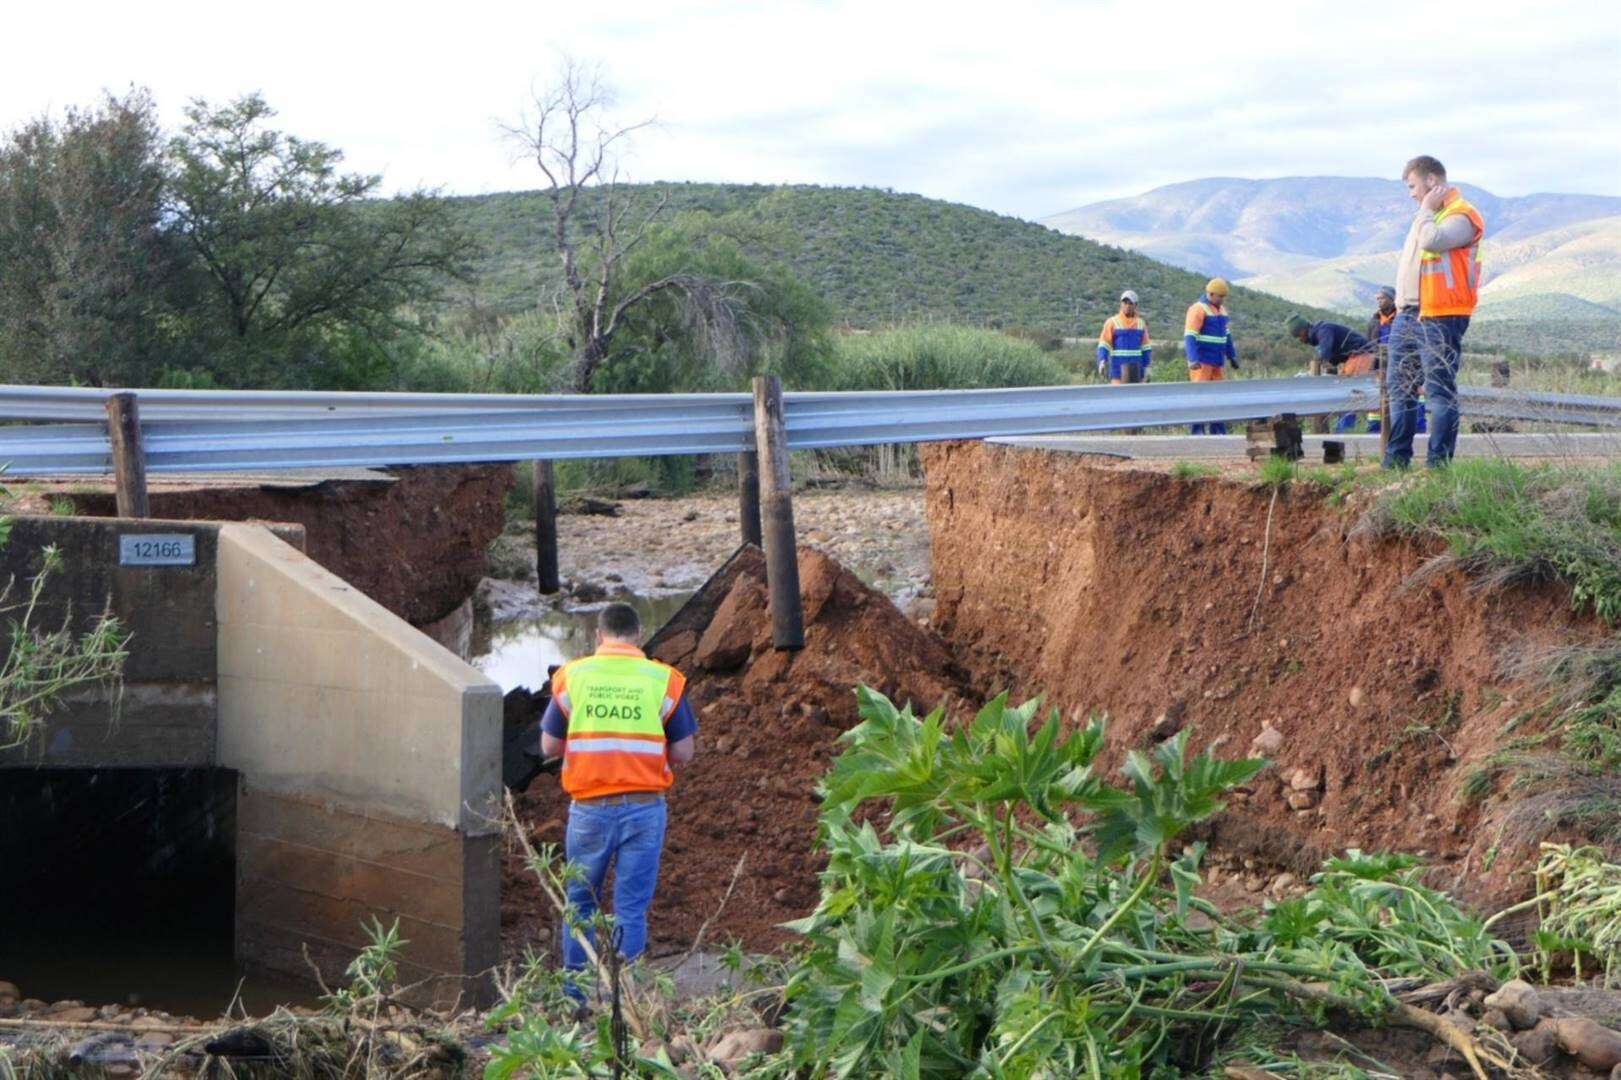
[780,689,1515,1078]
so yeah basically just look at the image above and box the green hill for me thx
[443,183,1343,355]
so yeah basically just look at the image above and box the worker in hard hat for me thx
[1185,278,1240,435]
[1097,291,1153,384]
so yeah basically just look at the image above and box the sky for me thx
[5,0,1618,220]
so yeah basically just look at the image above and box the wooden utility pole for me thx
[105,392,150,518]
[533,460,560,594]
[737,451,762,547]
[751,375,803,650]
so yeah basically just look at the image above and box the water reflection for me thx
[471,592,694,692]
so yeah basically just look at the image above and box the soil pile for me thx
[922,440,1607,908]
[59,464,511,624]
[504,544,971,958]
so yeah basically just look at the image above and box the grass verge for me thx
[1366,459,1621,624]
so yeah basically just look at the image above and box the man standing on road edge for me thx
[540,602,699,995]
[1385,155,1485,468]
[1098,290,1153,384]
[1185,277,1240,435]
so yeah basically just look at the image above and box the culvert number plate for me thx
[119,534,196,566]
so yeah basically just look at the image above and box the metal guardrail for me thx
[0,378,1375,474]
[0,377,1617,476]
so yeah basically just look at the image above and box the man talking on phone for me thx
[1385,155,1485,468]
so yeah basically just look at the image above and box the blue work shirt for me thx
[1307,322,1370,366]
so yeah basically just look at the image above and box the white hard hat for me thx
[1119,290,1139,304]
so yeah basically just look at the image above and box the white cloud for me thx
[3,0,1617,216]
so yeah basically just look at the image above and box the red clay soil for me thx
[922,440,1608,910]
[58,464,512,624]
[503,545,972,959]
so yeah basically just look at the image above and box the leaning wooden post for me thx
[737,451,763,547]
[533,460,561,595]
[752,375,803,650]
[105,392,150,519]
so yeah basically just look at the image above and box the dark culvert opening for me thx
[0,767,242,1014]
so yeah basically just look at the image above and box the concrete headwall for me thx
[216,524,503,1002]
[2,514,502,1004]
[0,516,299,768]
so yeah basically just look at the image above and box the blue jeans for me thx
[1384,313,1469,467]
[561,797,667,973]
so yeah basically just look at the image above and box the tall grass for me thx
[824,324,1068,391]
[1370,459,1621,624]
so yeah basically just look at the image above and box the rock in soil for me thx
[1549,1016,1621,1071]
[1484,979,1543,1031]
[708,1028,785,1068]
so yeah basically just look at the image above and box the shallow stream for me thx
[469,591,694,691]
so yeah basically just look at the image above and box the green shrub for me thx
[823,324,1067,391]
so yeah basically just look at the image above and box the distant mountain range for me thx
[1042,178,1621,320]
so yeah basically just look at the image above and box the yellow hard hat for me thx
[1206,277,1230,296]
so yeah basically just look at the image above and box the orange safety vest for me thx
[1419,192,1485,318]
[552,642,686,800]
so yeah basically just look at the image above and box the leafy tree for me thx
[0,90,179,386]
[166,93,475,383]
[596,213,834,394]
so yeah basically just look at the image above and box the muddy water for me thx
[470,592,693,691]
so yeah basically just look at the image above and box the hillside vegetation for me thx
[444,183,1341,352]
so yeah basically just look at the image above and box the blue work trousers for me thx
[1384,313,1469,467]
[561,796,667,973]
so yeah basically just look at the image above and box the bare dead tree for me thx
[504,59,754,392]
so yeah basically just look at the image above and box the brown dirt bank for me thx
[921,440,1607,908]
[504,545,972,959]
[56,465,512,625]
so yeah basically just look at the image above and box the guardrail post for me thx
[105,392,150,518]
[533,460,560,595]
[737,451,763,547]
[752,375,803,650]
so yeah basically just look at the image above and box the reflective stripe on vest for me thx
[1190,303,1229,343]
[1101,317,1148,358]
[1419,194,1485,318]
[559,652,678,799]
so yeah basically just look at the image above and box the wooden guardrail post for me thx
[533,460,560,595]
[752,375,803,649]
[737,451,763,547]
[105,392,150,518]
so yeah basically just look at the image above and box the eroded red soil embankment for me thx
[62,465,512,625]
[921,441,1604,908]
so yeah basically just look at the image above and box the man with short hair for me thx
[1097,290,1153,384]
[1185,277,1240,434]
[1385,155,1485,468]
[540,602,698,987]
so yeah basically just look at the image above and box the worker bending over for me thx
[1285,313,1374,433]
[540,603,699,994]
[1185,277,1240,434]
[1097,290,1153,383]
